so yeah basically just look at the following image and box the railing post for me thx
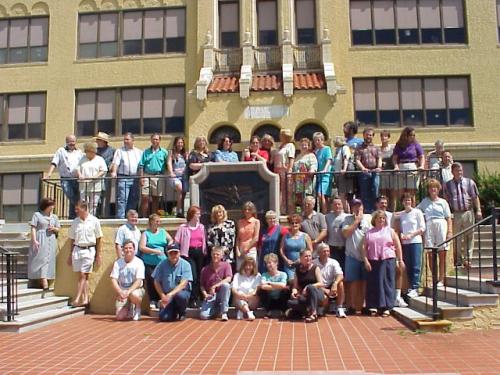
[6,253,13,321]
[431,247,439,321]
[492,207,498,281]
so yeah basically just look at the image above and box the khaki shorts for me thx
[115,288,145,310]
[141,174,163,196]
[72,247,95,273]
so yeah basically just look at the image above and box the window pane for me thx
[9,47,28,63]
[97,90,115,120]
[144,10,164,54]
[121,89,141,119]
[351,0,373,45]
[123,12,143,40]
[79,43,98,58]
[354,80,376,124]
[143,88,162,118]
[166,9,186,38]
[420,0,442,43]
[296,0,316,44]
[10,19,29,47]
[447,78,470,125]
[99,13,118,42]
[8,95,27,124]
[442,0,465,43]
[374,1,396,44]
[30,46,48,61]
[220,3,239,32]
[2,175,22,204]
[424,78,447,125]
[79,14,98,44]
[27,93,45,123]
[401,79,423,125]
[0,95,3,125]
[165,87,184,133]
[29,18,49,47]
[0,21,7,48]
[378,79,400,125]
[27,123,43,138]
[258,1,277,45]
[77,91,96,121]
[396,0,418,43]
[23,174,41,205]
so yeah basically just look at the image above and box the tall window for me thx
[219,0,240,47]
[353,77,471,127]
[295,0,317,44]
[350,0,466,46]
[76,86,185,136]
[0,93,46,141]
[78,8,186,58]
[0,17,49,64]
[257,0,278,46]
[0,173,41,222]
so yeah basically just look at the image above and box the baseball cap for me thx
[166,243,181,253]
[351,198,363,206]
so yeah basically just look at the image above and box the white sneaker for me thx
[133,309,141,321]
[221,313,229,321]
[247,311,255,321]
[407,289,419,298]
[127,304,135,320]
[436,281,444,287]
[149,302,157,310]
[395,296,408,307]
[336,307,347,318]
[236,310,243,320]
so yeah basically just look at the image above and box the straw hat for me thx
[95,131,110,143]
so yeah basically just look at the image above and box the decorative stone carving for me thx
[123,0,142,9]
[190,162,280,220]
[78,0,98,12]
[0,5,7,17]
[205,30,213,46]
[31,2,50,16]
[283,29,290,43]
[11,3,29,16]
[143,0,161,7]
[100,0,119,11]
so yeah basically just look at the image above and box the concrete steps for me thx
[424,286,499,307]
[0,306,85,333]
[408,295,474,320]
[445,276,500,295]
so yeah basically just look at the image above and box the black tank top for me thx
[295,264,317,290]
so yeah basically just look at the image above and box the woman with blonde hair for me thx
[292,138,318,210]
[236,201,260,269]
[258,210,287,273]
[273,129,295,213]
[187,136,211,178]
[77,142,108,215]
[313,132,333,213]
[231,256,261,320]
[260,133,275,171]
[207,204,236,263]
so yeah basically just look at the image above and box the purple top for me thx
[393,142,424,163]
[200,261,233,291]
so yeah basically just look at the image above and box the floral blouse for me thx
[207,219,236,261]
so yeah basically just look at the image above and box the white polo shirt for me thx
[69,214,103,247]
[51,146,83,177]
[314,257,343,288]
[115,223,142,255]
[112,146,143,176]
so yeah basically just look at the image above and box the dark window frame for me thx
[75,85,186,137]
[349,0,467,47]
[0,16,49,65]
[0,172,42,222]
[353,76,472,127]
[257,0,278,46]
[77,7,186,59]
[0,92,46,141]
[295,0,318,45]
[218,0,240,48]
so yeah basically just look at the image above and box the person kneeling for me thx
[199,247,233,321]
[286,249,324,323]
[110,240,145,321]
[314,243,346,318]
[153,243,193,322]
[232,257,261,321]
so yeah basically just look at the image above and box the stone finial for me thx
[244,30,251,44]
[322,27,330,41]
[283,29,290,42]
[205,30,213,46]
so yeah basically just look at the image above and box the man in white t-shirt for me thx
[115,209,141,258]
[314,243,346,318]
[46,134,83,219]
[110,240,145,321]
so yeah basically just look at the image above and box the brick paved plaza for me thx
[0,314,499,375]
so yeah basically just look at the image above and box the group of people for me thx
[31,124,482,323]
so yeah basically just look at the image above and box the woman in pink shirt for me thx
[175,206,206,307]
[236,201,261,270]
[361,210,404,316]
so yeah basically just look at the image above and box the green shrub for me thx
[475,171,500,216]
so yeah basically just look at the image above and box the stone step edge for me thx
[391,307,452,332]
[0,296,70,315]
[409,296,473,320]
[0,306,85,333]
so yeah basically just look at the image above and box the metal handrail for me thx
[0,246,19,322]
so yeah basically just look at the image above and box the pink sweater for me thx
[175,223,206,257]
[365,226,396,261]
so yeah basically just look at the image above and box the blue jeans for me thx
[115,177,140,219]
[358,172,379,213]
[61,179,79,219]
[158,289,191,321]
[402,243,423,290]
[199,283,231,319]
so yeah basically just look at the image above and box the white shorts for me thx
[72,246,96,273]
[424,219,449,252]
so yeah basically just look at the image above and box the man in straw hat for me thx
[95,132,115,217]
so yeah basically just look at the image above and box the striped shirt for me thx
[444,177,479,212]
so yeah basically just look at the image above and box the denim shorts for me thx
[344,255,367,282]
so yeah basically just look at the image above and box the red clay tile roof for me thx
[293,72,326,90]
[251,74,282,91]
[207,75,239,93]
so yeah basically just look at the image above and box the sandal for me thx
[305,314,318,323]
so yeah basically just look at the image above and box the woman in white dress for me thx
[28,198,60,295]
